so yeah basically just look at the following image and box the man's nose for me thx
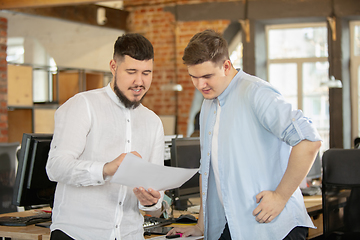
[134,73,143,85]
[197,78,207,88]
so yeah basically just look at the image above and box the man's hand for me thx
[103,151,142,178]
[167,225,203,237]
[133,187,161,206]
[252,190,287,223]
[252,140,321,224]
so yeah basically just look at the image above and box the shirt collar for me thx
[105,83,126,108]
[216,69,243,106]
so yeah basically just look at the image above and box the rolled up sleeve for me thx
[253,84,322,147]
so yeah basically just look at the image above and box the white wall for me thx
[0,10,124,72]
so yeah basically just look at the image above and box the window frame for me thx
[350,21,360,141]
[265,22,329,153]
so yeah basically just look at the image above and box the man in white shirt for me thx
[46,33,165,240]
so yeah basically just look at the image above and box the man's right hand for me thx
[103,151,142,178]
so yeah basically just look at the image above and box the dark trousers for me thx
[50,229,120,240]
[218,223,308,240]
[283,226,308,240]
[219,223,231,240]
[50,230,74,240]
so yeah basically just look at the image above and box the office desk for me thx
[0,196,322,240]
[0,209,50,240]
[304,195,323,239]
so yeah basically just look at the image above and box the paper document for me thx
[110,153,199,191]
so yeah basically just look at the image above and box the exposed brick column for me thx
[126,4,178,121]
[0,17,7,143]
[175,20,230,135]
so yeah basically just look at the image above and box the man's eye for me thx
[143,72,151,76]
[127,71,136,74]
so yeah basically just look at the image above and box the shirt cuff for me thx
[139,191,164,211]
[284,117,322,146]
[89,161,106,185]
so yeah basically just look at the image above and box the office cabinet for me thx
[53,70,105,105]
[7,65,32,107]
[8,108,32,143]
[7,64,110,143]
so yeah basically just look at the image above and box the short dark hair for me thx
[182,29,229,66]
[113,33,154,62]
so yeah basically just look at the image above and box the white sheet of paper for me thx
[110,153,199,191]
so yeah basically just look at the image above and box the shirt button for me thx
[207,152,210,156]
[202,192,205,195]
[116,225,118,228]
[214,111,216,114]
[127,140,130,143]
[204,172,207,176]
[208,131,211,135]
[97,181,101,184]
[292,118,295,121]
[127,119,130,122]
[119,201,122,205]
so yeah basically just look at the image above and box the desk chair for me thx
[322,148,360,240]
[0,142,20,214]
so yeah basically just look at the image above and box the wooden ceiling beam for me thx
[0,0,115,9]
[11,4,128,31]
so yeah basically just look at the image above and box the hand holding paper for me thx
[103,151,142,178]
[110,153,199,191]
[133,187,161,206]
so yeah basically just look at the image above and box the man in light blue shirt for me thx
[167,29,322,240]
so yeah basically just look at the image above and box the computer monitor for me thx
[169,137,201,210]
[12,133,56,209]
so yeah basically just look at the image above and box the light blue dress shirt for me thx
[199,69,322,240]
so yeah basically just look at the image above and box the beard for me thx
[113,76,146,109]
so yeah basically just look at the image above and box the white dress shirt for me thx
[46,84,165,240]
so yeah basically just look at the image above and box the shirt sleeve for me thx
[46,93,106,187]
[251,84,322,146]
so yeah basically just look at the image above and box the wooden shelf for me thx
[7,64,110,143]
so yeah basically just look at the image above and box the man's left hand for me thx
[252,190,287,223]
[133,187,161,206]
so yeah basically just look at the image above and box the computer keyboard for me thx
[143,216,173,229]
[0,212,52,226]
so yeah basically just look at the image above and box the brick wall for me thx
[124,1,230,136]
[0,17,7,143]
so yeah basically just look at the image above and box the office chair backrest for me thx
[322,148,360,239]
[323,149,360,186]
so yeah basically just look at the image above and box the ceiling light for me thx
[320,76,342,88]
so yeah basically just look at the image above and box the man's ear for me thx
[109,59,117,75]
[223,60,232,75]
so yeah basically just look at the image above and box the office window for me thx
[350,21,360,141]
[229,31,243,69]
[266,23,329,153]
